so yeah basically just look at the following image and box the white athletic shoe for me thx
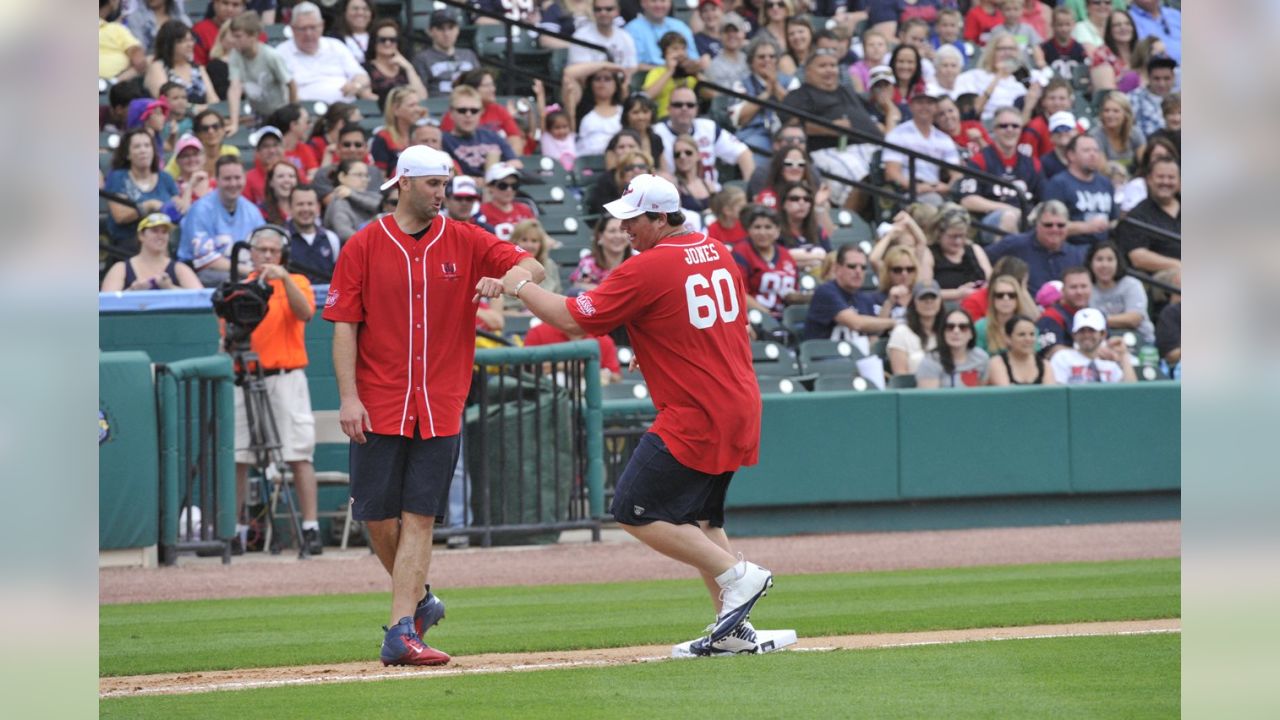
[710,560,773,642]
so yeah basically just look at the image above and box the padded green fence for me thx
[99,351,159,550]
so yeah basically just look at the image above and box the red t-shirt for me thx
[477,201,536,241]
[964,6,1005,45]
[960,285,989,321]
[244,164,267,205]
[565,232,761,475]
[707,220,747,246]
[439,103,522,141]
[286,144,320,178]
[732,241,798,316]
[323,214,529,438]
[1019,116,1054,159]
[522,323,622,375]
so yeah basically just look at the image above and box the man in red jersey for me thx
[491,174,773,657]
[323,145,544,666]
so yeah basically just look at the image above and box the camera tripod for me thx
[232,345,310,559]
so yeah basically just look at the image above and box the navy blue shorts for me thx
[610,433,733,528]
[349,433,460,522]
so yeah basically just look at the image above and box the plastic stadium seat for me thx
[751,340,798,377]
[353,97,383,117]
[813,375,874,392]
[503,314,535,339]
[525,154,574,186]
[888,374,917,389]
[474,24,540,58]
[798,338,861,377]
[573,154,608,187]
[550,245,590,267]
[757,376,807,395]
[782,304,809,338]
[602,381,649,401]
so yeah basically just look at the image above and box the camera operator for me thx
[229,226,323,555]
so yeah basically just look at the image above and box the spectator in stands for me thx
[1155,92,1180,149]
[752,144,818,210]
[619,96,668,174]
[643,32,701,118]
[929,205,992,301]
[1042,134,1115,245]
[958,106,1044,233]
[267,103,322,179]
[167,134,213,217]
[1019,78,1073,159]
[655,86,754,186]
[561,3,635,115]
[1041,5,1087,80]
[1087,239,1153,344]
[916,309,989,388]
[1036,265,1093,357]
[259,160,300,225]
[962,254,1034,323]
[104,128,181,252]
[781,49,881,209]
[602,128,643,173]
[170,109,239,180]
[897,18,939,85]
[101,213,203,292]
[988,0,1047,70]
[964,0,1004,47]
[242,125,284,204]
[872,245,924,325]
[570,215,634,291]
[776,181,833,269]
[363,18,428,109]
[732,205,806,319]
[931,8,971,62]
[178,155,265,285]
[729,35,798,161]
[1128,0,1181,64]
[975,273,1038,353]
[707,185,748,245]
[1129,56,1176,139]
[322,160,377,242]
[283,185,341,282]
[277,1,374,103]
[100,0,147,81]
[476,165,536,241]
[1049,307,1136,383]
[523,322,624,386]
[803,243,897,352]
[224,12,296,138]
[1038,110,1078,181]
[102,80,148,134]
[887,44,926,104]
[783,15,817,76]
[888,280,942,376]
[1155,275,1180,379]
[869,210,934,285]
[957,34,1028,123]
[507,220,563,307]
[370,87,424,175]
[1116,157,1180,274]
[126,0,191,56]
[986,314,1055,385]
[306,102,364,165]
[753,0,793,59]
[539,109,578,171]
[933,95,992,164]
[1117,134,1177,213]
[575,69,626,156]
[312,125,385,202]
[626,0,702,71]
[441,69,527,154]
[706,10,749,89]
[585,149,652,217]
[443,86,519,178]
[671,134,719,213]
[847,28,887,93]
[883,91,961,206]
[146,20,219,105]
[330,0,373,65]
[926,45,964,101]
[984,199,1087,295]
[1088,91,1145,173]
[412,9,479,96]
[1073,0,1110,53]
[441,175,487,228]
[192,0,244,66]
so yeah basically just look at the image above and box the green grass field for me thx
[100,558,1179,677]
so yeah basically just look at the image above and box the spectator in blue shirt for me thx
[179,155,266,287]
[441,85,518,177]
[104,128,181,253]
[1128,0,1180,64]
[1042,134,1116,245]
[804,244,898,352]
[983,200,1087,296]
[626,0,702,70]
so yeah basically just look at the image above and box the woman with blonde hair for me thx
[957,34,1030,123]
[1087,91,1145,173]
[975,274,1038,353]
[371,86,424,174]
[869,208,935,283]
[670,134,718,213]
[570,215,633,292]
[875,244,922,322]
[506,219,562,312]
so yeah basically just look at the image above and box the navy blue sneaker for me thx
[710,561,773,643]
[689,621,760,657]
[413,584,446,639]
[380,617,450,666]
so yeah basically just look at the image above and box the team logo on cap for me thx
[575,294,597,317]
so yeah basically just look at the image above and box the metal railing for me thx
[156,356,236,564]
[452,341,605,546]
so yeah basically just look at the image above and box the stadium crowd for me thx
[100,0,1181,386]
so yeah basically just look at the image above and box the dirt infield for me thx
[100,521,1181,604]
[100,619,1181,698]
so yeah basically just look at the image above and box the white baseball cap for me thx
[604,174,681,219]
[1048,111,1077,133]
[380,145,454,191]
[484,163,519,185]
[1072,307,1107,333]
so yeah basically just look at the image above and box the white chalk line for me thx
[100,622,1179,699]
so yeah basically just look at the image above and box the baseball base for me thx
[671,629,798,658]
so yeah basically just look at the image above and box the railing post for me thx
[584,348,604,519]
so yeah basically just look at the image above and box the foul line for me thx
[100,619,1180,699]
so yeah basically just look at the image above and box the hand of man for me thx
[473,276,504,302]
[259,263,288,280]
[339,397,373,444]
[501,265,534,296]
[1084,216,1110,233]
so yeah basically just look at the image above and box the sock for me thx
[235,523,249,535]
[715,561,746,587]
[302,520,320,532]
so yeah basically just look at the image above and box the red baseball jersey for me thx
[522,322,622,375]
[477,201,536,241]
[322,213,529,438]
[732,241,798,315]
[566,232,761,475]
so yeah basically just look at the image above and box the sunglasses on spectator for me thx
[993,291,1018,300]
[492,181,519,191]
[1039,221,1066,228]
[197,123,223,132]
[453,106,482,115]
[891,266,916,274]
[376,36,398,44]
[783,160,807,168]
[341,140,365,148]
[669,102,697,109]
[786,195,811,203]
[766,1,787,8]
[945,322,972,331]
[844,263,866,270]
[593,5,616,12]
[675,149,697,158]
[996,122,1022,129]
[625,164,650,172]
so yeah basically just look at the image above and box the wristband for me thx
[512,278,531,297]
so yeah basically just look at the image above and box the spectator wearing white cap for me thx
[168,133,213,217]
[1038,110,1079,181]
[476,165,536,242]
[276,1,374,103]
[442,176,494,233]
[865,64,903,136]
[1048,307,1136,383]
[101,213,203,292]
